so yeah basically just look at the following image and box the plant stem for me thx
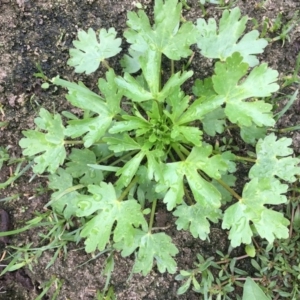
[171,60,174,76]
[269,125,300,133]
[184,185,194,205]
[178,144,190,157]
[234,155,256,163]
[148,199,157,233]
[216,178,242,200]
[117,176,139,202]
[97,152,117,164]
[64,140,84,145]
[171,144,186,161]
[102,59,110,70]
[110,150,139,167]
[184,52,195,70]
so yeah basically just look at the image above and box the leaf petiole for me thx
[110,150,140,167]
[117,176,139,202]
[172,144,186,161]
[64,140,84,145]
[148,199,157,233]
[234,155,256,163]
[216,178,241,201]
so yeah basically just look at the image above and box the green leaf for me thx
[48,168,82,219]
[53,78,113,147]
[177,277,192,295]
[113,228,146,257]
[53,78,109,115]
[65,116,112,148]
[104,134,141,152]
[178,95,224,124]
[174,202,221,240]
[187,145,229,180]
[79,183,147,252]
[67,28,122,74]
[211,174,236,204]
[171,125,203,147]
[139,49,161,97]
[158,145,228,210]
[98,69,123,115]
[109,115,150,135]
[65,149,103,185]
[0,147,9,170]
[157,71,193,102]
[121,49,144,73]
[144,149,165,182]
[212,53,279,127]
[115,73,153,102]
[133,232,179,275]
[157,163,185,210]
[126,0,198,60]
[222,177,290,247]
[19,108,66,174]
[116,151,145,187]
[240,124,267,145]
[249,133,300,182]
[245,244,256,257]
[122,21,149,73]
[192,78,216,98]
[165,87,189,122]
[196,7,268,66]
[242,277,271,300]
[202,108,226,136]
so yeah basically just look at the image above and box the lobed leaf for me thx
[125,0,198,61]
[222,177,289,247]
[104,134,141,152]
[79,183,147,252]
[133,232,179,275]
[116,151,145,188]
[53,77,113,147]
[212,53,279,127]
[178,95,224,124]
[19,108,66,174]
[174,202,221,240]
[65,116,112,148]
[196,7,268,66]
[98,69,123,115]
[249,133,300,182]
[65,148,103,185]
[48,168,82,219]
[68,28,122,74]
[202,108,226,136]
[158,145,230,210]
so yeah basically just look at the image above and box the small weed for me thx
[1,1,300,298]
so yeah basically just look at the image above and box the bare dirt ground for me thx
[0,0,300,299]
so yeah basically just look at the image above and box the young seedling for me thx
[12,0,300,297]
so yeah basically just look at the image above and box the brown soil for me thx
[0,0,300,299]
